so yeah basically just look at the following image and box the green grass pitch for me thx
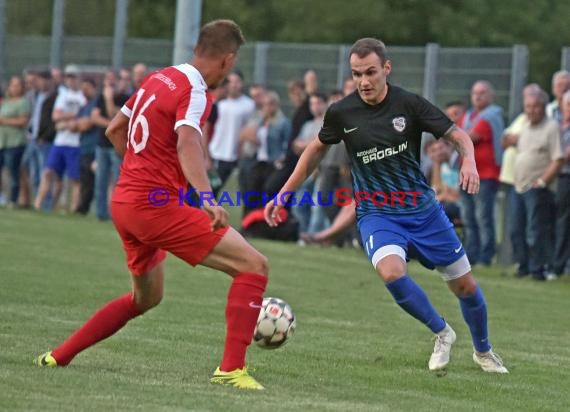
[1,209,569,411]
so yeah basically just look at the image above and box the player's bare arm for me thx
[200,121,214,169]
[265,137,330,226]
[177,125,228,230]
[105,111,129,157]
[442,125,480,194]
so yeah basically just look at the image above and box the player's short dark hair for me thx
[350,38,389,64]
[195,19,245,57]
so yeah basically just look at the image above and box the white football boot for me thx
[428,323,457,371]
[473,350,509,373]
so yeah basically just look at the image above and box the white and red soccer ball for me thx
[253,297,296,349]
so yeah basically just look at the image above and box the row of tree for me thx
[6,0,569,88]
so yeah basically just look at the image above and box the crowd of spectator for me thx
[421,73,570,280]
[0,64,568,280]
[0,63,147,220]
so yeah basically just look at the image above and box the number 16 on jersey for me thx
[128,88,156,153]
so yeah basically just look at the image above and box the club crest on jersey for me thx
[392,116,406,132]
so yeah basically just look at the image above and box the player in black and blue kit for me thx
[266,38,508,373]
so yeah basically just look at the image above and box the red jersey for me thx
[460,113,500,180]
[113,64,212,203]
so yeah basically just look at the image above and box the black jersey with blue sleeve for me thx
[318,85,454,218]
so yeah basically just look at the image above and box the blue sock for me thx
[385,275,446,334]
[459,286,491,352]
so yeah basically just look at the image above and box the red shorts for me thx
[111,201,229,275]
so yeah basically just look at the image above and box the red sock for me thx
[220,273,268,371]
[51,293,141,366]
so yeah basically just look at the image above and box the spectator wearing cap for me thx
[34,65,86,212]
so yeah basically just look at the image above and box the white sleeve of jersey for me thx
[174,86,207,135]
[120,105,132,118]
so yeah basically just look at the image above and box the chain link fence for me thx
[2,32,529,119]
[0,0,542,120]
[1,0,569,117]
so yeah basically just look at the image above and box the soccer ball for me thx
[253,297,296,349]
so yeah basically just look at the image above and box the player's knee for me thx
[379,269,405,283]
[376,256,406,283]
[223,247,269,277]
[138,296,162,313]
[457,282,477,296]
[448,273,477,296]
[251,253,269,277]
[134,292,163,313]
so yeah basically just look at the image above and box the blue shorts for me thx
[358,204,470,279]
[46,146,80,180]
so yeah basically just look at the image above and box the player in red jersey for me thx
[35,20,268,390]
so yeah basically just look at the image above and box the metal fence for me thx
[1,35,530,119]
[1,0,568,120]
[0,0,533,123]
[0,32,532,121]
[0,0,534,118]
[3,34,173,78]
[242,42,527,120]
